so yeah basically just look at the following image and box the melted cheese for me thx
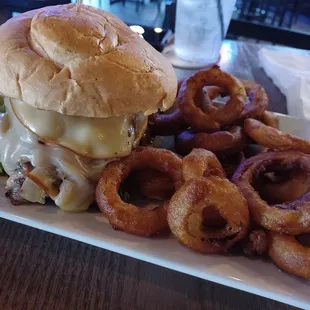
[11,98,135,159]
[0,98,122,211]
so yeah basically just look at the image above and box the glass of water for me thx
[174,0,236,65]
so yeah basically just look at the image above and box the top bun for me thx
[0,4,177,118]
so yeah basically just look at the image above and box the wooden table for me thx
[0,41,296,310]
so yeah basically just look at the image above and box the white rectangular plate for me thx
[0,113,309,309]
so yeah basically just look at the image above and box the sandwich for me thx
[0,4,177,211]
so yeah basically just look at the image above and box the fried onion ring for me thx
[238,80,268,119]
[167,176,249,254]
[242,229,268,256]
[177,66,246,132]
[148,104,185,136]
[96,147,183,236]
[218,152,245,179]
[175,126,246,155]
[232,151,310,235]
[268,232,310,279]
[182,149,225,181]
[244,118,310,154]
[243,144,267,159]
[131,169,174,201]
[259,111,279,129]
[257,169,310,204]
[199,80,268,120]
[199,86,225,114]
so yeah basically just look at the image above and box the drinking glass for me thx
[174,0,236,64]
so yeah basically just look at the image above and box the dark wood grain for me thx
[0,219,296,310]
[0,41,296,310]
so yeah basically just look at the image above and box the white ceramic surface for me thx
[0,113,309,309]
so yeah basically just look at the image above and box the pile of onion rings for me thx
[96,66,310,279]
[148,66,276,178]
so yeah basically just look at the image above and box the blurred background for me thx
[1,0,310,50]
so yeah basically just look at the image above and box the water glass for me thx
[174,0,236,64]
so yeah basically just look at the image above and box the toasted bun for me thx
[0,4,177,117]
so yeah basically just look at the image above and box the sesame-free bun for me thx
[0,4,177,117]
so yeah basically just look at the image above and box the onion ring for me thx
[242,229,268,256]
[148,104,185,136]
[167,176,249,254]
[182,149,225,181]
[130,169,174,201]
[177,66,246,132]
[238,80,268,119]
[199,79,268,120]
[218,152,245,179]
[199,86,224,114]
[232,151,310,235]
[148,79,186,136]
[259,111,279,129]
[96,147,183,236]
[243,144,267,159]
[244,118,310,154]
[202,205,227,228]
[268,231,310,279]
[257,169,310,204]
[175,126,246,155]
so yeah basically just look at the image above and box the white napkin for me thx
[259,47,310,119]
